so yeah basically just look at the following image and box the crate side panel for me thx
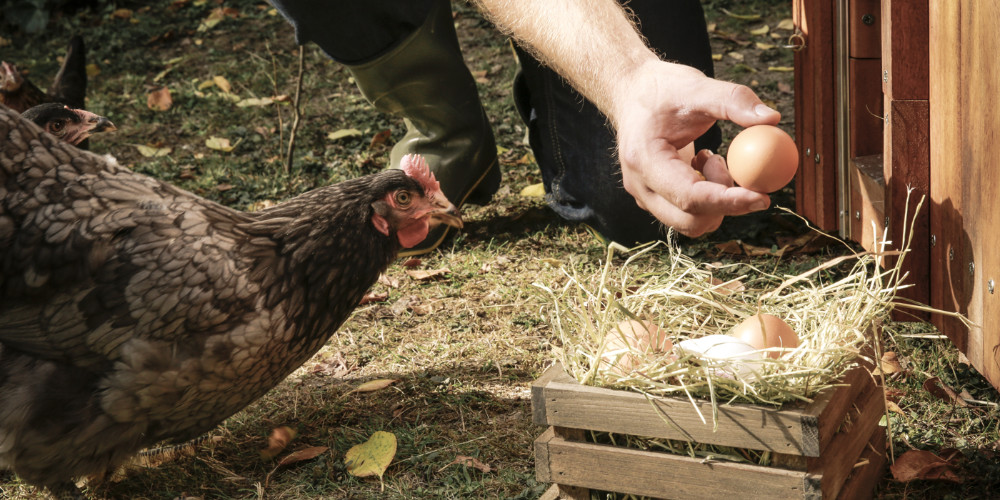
[543,435,814,500]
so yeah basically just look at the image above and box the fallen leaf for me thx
[345,431,397,479]
[875,351,904,375]
[198,7,239,31]
[348,379,398,395]
[520,183,545,197]
[778,82,792,93]
[205,136,236,152]
[891,449,963,483]
[111,8,133,19]
[768,66,795,72]
[755,42,775,50]
[134,144,171,157]
[370,130,392,149]
[359,291,389,305]
[712,53,723,61]
[886,400,905,415]
[776,18,796,31]
[727,52,745,61]
[215,183,233,192]
[539,258,562,267]
[85,63,100,77]
[277,446,328,467]
[213,75,232,94]
[720,8,761,20]
[147,87,173,111]
[327,128,363,141]
[260,426,297,459]
[923,377,969,407]
[0,36,10,48]
[706,23,716,33]
[406,268,451,281]
[377,274,400,288]
[715,240,744,255]
[710,277,746,295]
[742,242,774,257]
[401,258,422,268]
[446,455,492,473]
[749,25,770,36]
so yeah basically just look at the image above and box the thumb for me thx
[715,83,782,128]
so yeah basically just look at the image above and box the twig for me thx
[285,45,305,174]
[264,42,285,160]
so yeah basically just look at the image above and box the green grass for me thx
[2,1,999,499]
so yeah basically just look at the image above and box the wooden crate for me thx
[532,362,887,499]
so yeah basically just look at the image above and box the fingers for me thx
[702,80,782,128]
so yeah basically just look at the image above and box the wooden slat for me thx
[533,365,823,456]
[848,58,884,159]
[535,432,816,500]
[848,0,881,59]
[849,156,885,252]
[928,0,970,354]
[929,0,1000,389]
[835,417,888,500]
[799,364,873,453]
[794,0,839,231]
[880,0,929,100]
[884,100,931,319]
[812,381,886,498]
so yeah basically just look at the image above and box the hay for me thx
[538,200,926,409]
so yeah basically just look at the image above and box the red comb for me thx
[400,154,441,194]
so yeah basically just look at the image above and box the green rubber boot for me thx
[346,0,500,255]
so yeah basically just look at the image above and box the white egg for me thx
[677,335,766,379]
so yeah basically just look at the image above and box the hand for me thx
[614,61,782,237]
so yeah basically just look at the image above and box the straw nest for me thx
[538,204,926,409]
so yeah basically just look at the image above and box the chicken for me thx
[0,35,87,113]
[0,103,462,498]
[21,103,116,146]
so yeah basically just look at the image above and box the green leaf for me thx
[345,431,397,479]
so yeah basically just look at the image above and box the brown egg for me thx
[602,319,673,373]
[728,314,799,359]
[726,125,799,193]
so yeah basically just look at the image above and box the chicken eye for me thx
[394,190,412,207]
[49,119,66,133]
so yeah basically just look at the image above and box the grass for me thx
[2,0,1000,499]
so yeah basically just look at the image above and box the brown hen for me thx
[0,104,461,498]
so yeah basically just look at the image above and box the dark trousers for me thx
[271,0,720,245]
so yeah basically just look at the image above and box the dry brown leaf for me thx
[147,87,172,111]
[776,18,796,30]
[873,351,904,376]
[742,242,774,257]
[370,129,392,149]
[402,258,422,268]
[277,446,328,467]
[891,449,964,483]
[923,377,970,407]
[406,268,451,281]
[359,291,389,305]
[349,379,398,395]
[715,240,744,255]
[447,455,492,473]
[111,8,133,19]
[260,426,297,459]
[709,277,746,295]
[378,273,400,288]
[886,400,905,415]
[215,183,233,192]
[778,82,792,93]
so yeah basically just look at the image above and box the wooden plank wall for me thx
[929,1,1000,388]
[793,0,838,231]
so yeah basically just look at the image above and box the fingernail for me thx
[751,200,770,211]
[754,104,776,117]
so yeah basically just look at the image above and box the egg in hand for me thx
[725,125,799,193]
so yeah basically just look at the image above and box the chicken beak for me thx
[75,109,117,134]
[427,190,463,229]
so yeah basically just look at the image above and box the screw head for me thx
[862,14,875,25]
[970,262,976,276]
[805,147,812,156]
[883,70,889,82]
[949,248,955,261]
[814,153,820,163]
[855,211,861,221]
[884,216,890,228]
[989,280,995,294]
[930,234,937,247]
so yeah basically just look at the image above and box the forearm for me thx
[472,0,663,127]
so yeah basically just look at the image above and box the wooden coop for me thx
[795,0,1000,391]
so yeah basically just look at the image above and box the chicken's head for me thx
[0,61,22,93]
[371,154,463,248]
[21,103,117,146]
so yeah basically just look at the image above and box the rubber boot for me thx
[345,0,500,255]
